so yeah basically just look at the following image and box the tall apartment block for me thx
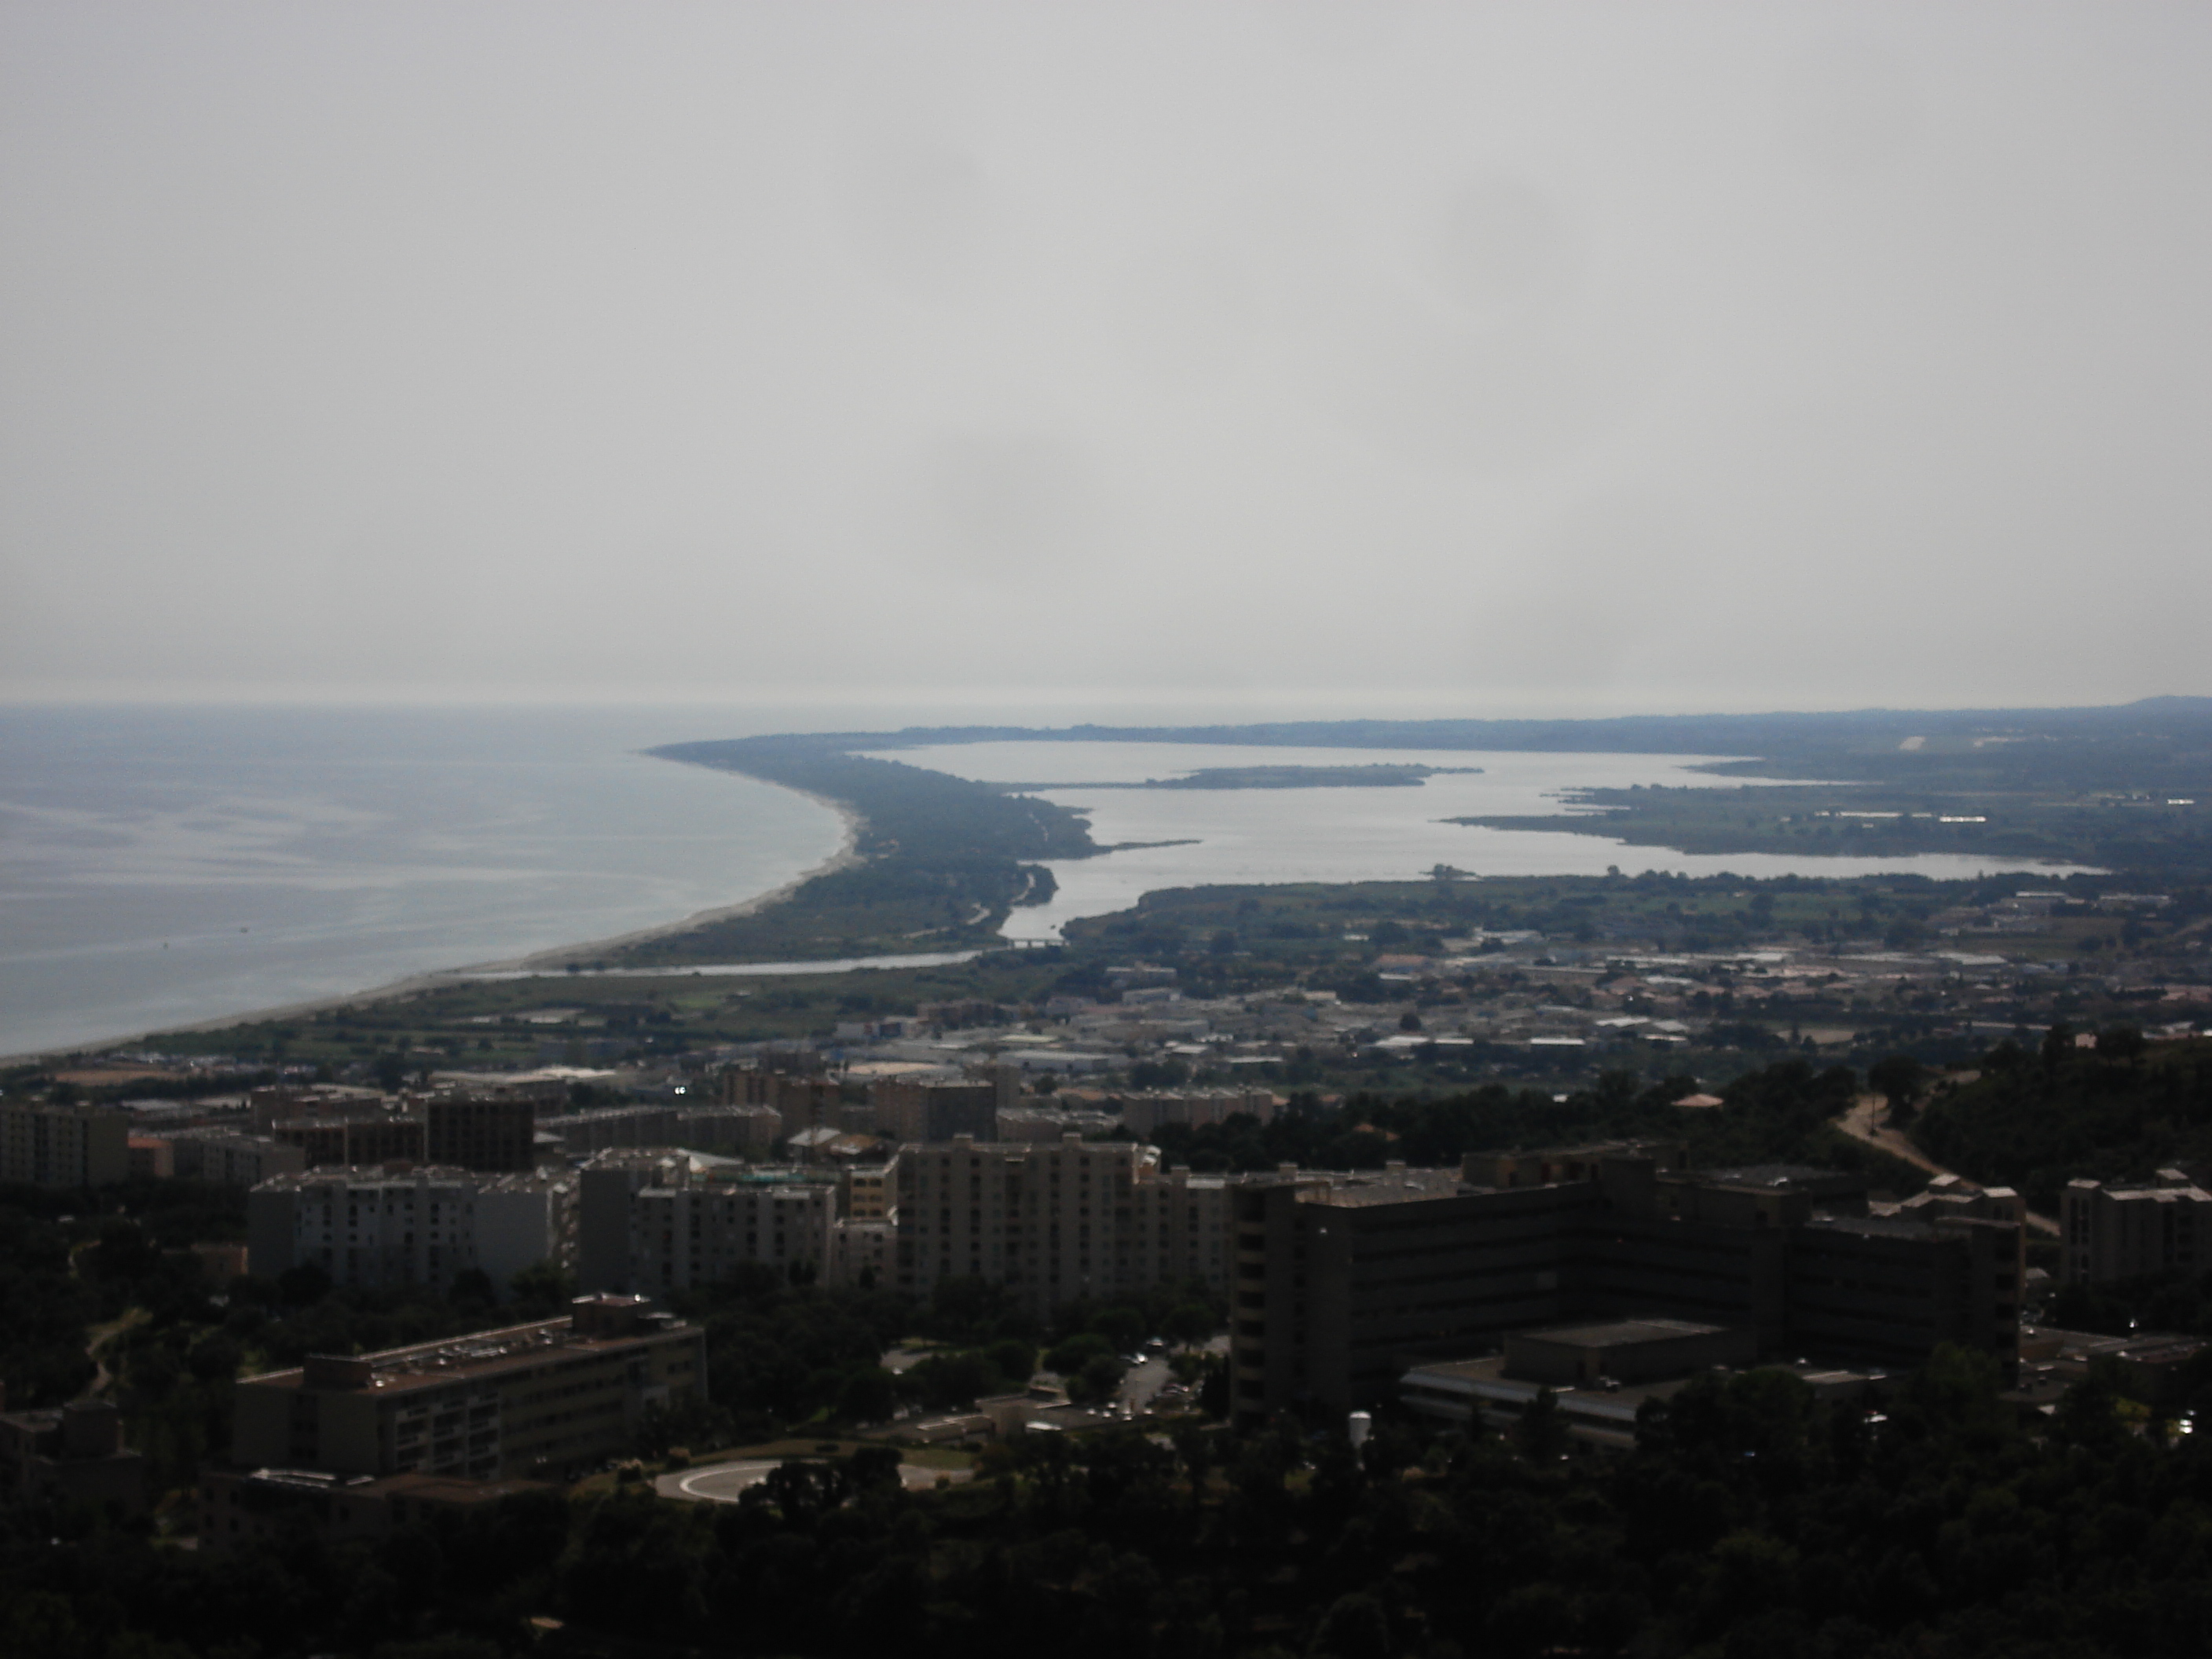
[575,1150,850,1295]
[0,1102,130,1188]
[424,1096,537,1173]
[895,1134,1235,1313]
[1230,1141,2023,1423]
[872,1079,997,1144]
[2061,1172,2212,1282]
[247,1166,573,1291]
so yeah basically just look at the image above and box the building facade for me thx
[575,1150,853,1293]
[0,1103,129,1188]
[247,1166,573,1291]
[2061,1172,2212,1283]
[1230,1141,2023,1423]
[228,1296,702,1483]
[424,1096,538,1173]
[895,1133,1236,1313]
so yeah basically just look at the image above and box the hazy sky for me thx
[3,2,2207,720]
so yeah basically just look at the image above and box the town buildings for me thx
[247,1166,573,1291]
[227,1295,701,1484]
[2060,1171,2212,1283]
[1229,1140,2023,1423]
[0,1101,129,1188]
[895,1133,1236,1313]
[0,1396,145,1514]
[575,1149,850,1295]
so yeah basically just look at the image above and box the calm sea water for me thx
[0,707,845,1058]
[870,740,2097,943]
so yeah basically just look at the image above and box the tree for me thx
[1515,1386,1569,1461]
[1309,1592,1391,1659]
[1869,1054,1927,1124]
[1067,1353,1128,1408]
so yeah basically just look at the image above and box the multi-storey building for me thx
[540,1103,781,1158]
[1230,1141,2023,1423]
[0,1102,129,1188]
[225,1295,701,1484]
[424,1095,537,1173]
[270,1114,427,1169]
[898,1134,1143,1309]
[575,1149,850,1293]
[872,1079,996,1144]
[166,1129,307,1187]
[1114,1089,1282,1138]
[2061,1172,2212,1283]
[247,1166,573,1291]
[895,1134,1237,1313]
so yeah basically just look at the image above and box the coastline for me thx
[2,791,867,1067]
[474,792,865,971]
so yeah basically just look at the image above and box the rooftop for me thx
[1518,1317,1729,1349]
[243,1302,693,1397]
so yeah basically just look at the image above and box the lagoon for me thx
[868,740,2093,943]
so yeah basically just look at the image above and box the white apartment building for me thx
[575,1149,861,1294]
[2061,1172,2212,1283]
[247,1166,573,1290]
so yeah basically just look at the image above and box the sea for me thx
[0,706,845,1059]
[2,709,2093,1060]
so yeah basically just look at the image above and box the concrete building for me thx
[0,1397,145,1514]
[872,1078,996,1144]
[248,1166,573,1291]
[425,1095,537,1173]
[228,1295,702,1483]
[1114,1089,1282,1138]
[166,1129,308,1188]
[1230,1141,2023,1423]
[574,1150,852,1294]
[0,1102,129,1188]
[540,1103,781,1158]
[198,1467,550,1555]
[271,1114,427,1169]
[895,1134,1238,1313]
[2060,1172,2212,1284]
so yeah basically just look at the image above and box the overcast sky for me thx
[2,2,2207,721]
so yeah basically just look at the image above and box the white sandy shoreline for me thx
[2,789,867,1067]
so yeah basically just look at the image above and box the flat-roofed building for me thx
[0,1102,129,1188]
[248,1166,572,1291]
[2060,1173,2212,1283]
[575,1149,846,1292]
[229,1295,701,1483]
[197,1467,552,1554]
[425,1095,537,1173]
[271,1114,427,1169]
[1232,1141,2021,1424]
[168,1129,307,1188]
[872,1079,996,1144]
